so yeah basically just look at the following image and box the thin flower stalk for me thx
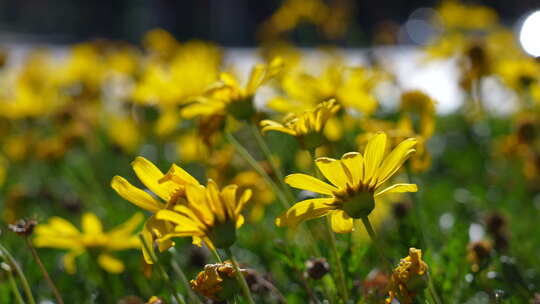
[138,234,186,304]
[2,263,25,304]
[0,243,36,304]
[225,131,321,257]
[25,237,64,304]
[224,247,255,304]
[360,216,393,271]
[170,248,204,304]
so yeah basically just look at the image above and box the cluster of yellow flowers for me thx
[9,0,539,303]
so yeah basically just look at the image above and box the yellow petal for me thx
[155,209,201,231]
[132,156,177,202]
[111,176,164,212]
[98,253,125,274]
[284,173,338,195]
[82,213,102,235]
[236,214,245,228]
[63,251,83,274]
[161,163,200,187]
[376,138,417,187]
[260,120,296,136]
[275,198,334,227]
[341,152,363,186]
[181,102,224,118]
[185,184,213,225]
[363,132,387,186]
[221,184,238,218]
[45,217,81,235]
[235,188,252,215]
[207,180,226,222]
[315,157,349,188]
[141,221,155,264]
[246,64,266,95]
[109,212,144,237]
[330,210,354,233]
[374,183,418,197]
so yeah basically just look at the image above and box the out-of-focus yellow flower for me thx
[496,58,540,92]
[56,43,106,94]
[0,154,6,187]
[182,58,283,122]
[0,50,61,119]
[143,28,179,60]
[35,135,67,160]
[111,157,201,263]
[269,64,378,116]
[257,0,352,42]
[386,248,429,304]
[2,134,31,162]
[133,41,222,107]
[400,90,436,138]
[33,213,143,274]
[277,132,417,233]
[107,116,141,153]
[436,1,498,31]
[155,179,251,249]
[191,261,242,301]
[261,99,340,150]
[424,33,466,60]
[175,131,209,163]
[231,171,275,222]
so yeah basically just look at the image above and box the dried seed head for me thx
[8,219,37,236]
[305,257,330,280]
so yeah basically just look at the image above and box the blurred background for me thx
[0,0,538,46]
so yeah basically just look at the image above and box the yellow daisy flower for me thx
[276,132,417,233]
[181,57,283,121]
[155,179,251,249]
[33,212,142,274]
[111,156,201,263]
[260,99,340,150]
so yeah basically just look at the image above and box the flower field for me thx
[1,1,540,303]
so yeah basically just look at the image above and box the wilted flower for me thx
[191,261,242,301]
[386,248,429,304]
[277,132,417,233]
[33,213,142,274]
[467,240,493,272]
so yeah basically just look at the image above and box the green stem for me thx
[427,271,442,304]
[224,248,255,304]
[3,263,25,304]
[324,217,349,302]
[248,123,295,202]
[360,216,392,272]
[225,131,321,257]
[138,235,186,304]
[209,247,223,263]
[170,248,203,304]
[25,238,64,304]
[406,167,428,250]
[0,243,36,304]
[225,132,290,210]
